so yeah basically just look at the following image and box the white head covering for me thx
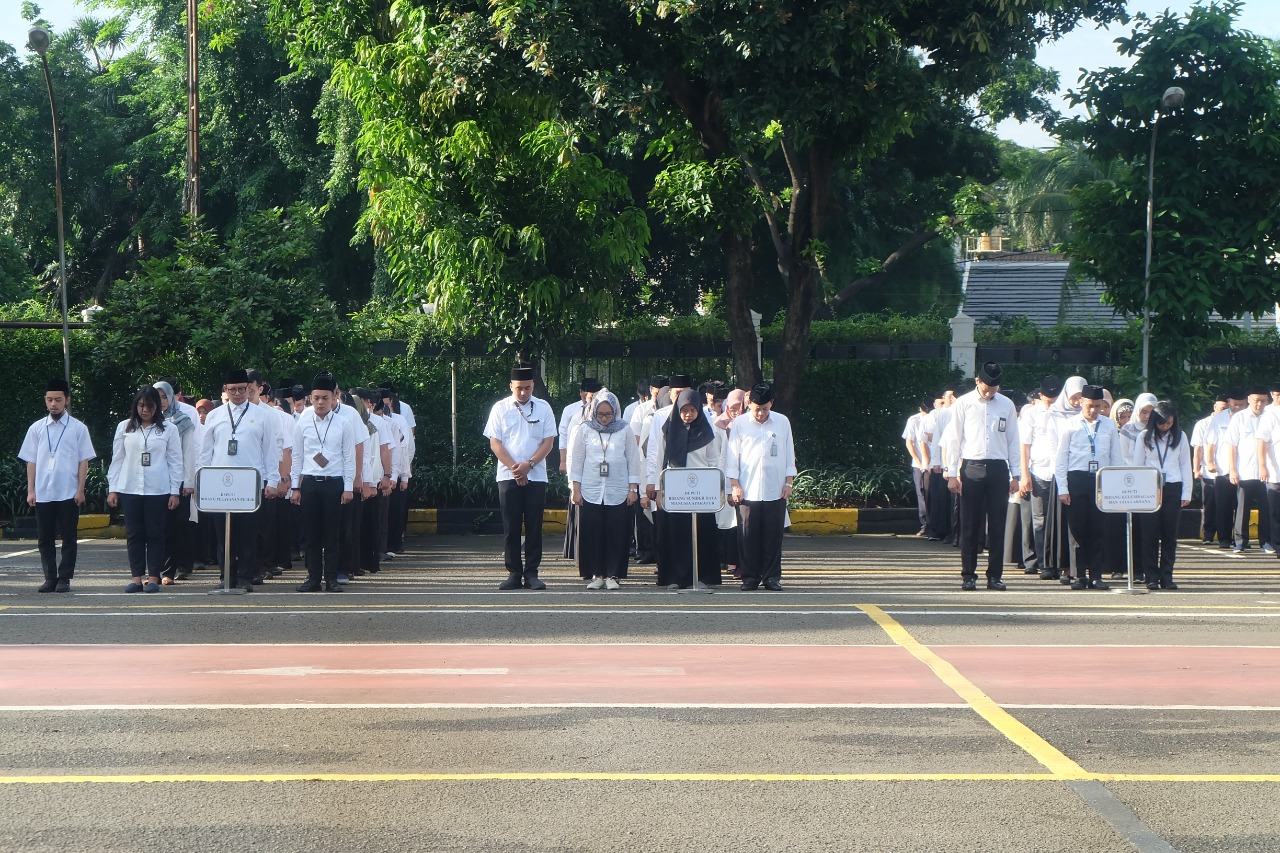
[1051,376,1086,417]
[1133,393,1159,424]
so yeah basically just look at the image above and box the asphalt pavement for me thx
[0,532,1277,852]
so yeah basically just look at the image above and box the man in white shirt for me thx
[920,389,954,542]
[1205,388,1247,548]
[946,363,1022,591]
[1227,387,1272,553]
[621,379,648,429]
[629,374,665,440]
[726,383,796,591]
[1055,384,1121,590]
[381,387,413,557]
[1190,395,1228,545]
[903,399,930,536]
[1019,375,1063,579]
[290,373,357,592]
[485,366,557,590]
[356,388,395,575]
[18,378,97,592]
[198,368,281,591]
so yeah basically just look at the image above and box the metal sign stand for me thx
[680,512,712,595]
[1095,466,1161,597]
[210,511,246,596]
[1117,511,1144,596]
[657,467,724,596]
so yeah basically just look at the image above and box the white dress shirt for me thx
[107,420,184,496]
[1255,408,1280,484]
[902,412,925,470]
[1190,415,1214,479]
[629,399,655,441]
[568,423,642,505]
[390,410,414,480]
[644,406,677,489]
[18,414,97,502]
[725,412,797,502]
[290,408,358,490]
[483,395,557,482]
[1020,403,1060,481]
[1207,408,1234,475]
[198,401,281,487]
[948,389,1022,474]
[922,405,953,471]
[648,417,726,495]
[1133,429,1193,500]
[398,399,416,431]
[1054,414,1121,492]
[364,414,394,485]
[1226,408,1265,481]
[379,412,404,481]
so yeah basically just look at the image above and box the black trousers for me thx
[213,509,258,586]
[35,499,79,582]
[359,491,384,573]
[274,499,299,570]
[1235,479,1270,549]
[257,492,279,570]
[301,476,343,584]
[633,500,654,560]
[340,488,362,572]
[577,500,631,579]
[387,486,409,552]
[1200,476,1217,541]
[657,510,721,587]
[925,469,952,540]
[1142,483,1183,586]
[120,493,169,578]
[162,493,191,579]
[959,459,1009,581]
[498,480,546,575]
[1214,475,1237,546]
[1066,470,1105,581]
[738,499,786,584]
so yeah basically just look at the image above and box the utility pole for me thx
[183,0,201,223]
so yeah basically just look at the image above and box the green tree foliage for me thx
[1066,2,1280,397]
[993,140,1120,252]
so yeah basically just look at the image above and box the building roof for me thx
[960,260,1275,330]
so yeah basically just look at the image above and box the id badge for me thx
[598,461,609,477]
[227,439,238,456]
[48,455,56,471]
[140,452,152,467]
[1088,460,1098,473]
[313,452,329,468]
[770,443,778,457]
[998,417,1007,432]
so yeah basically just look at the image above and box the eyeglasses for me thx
[595,411,615,420]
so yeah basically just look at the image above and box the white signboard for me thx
[1095,466,1162,514]
[658,467,725,514]
[195,467,263,513]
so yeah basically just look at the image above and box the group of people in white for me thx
[484,368,797,592]
[18,372,416,593]
[902,365,1224,591]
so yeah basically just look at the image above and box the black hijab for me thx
[663,389,715,467]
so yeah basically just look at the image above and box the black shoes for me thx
[523,573,547,591]
[498,572,523,590]
[763,579,783,591]
[37,580,57,593]
[1022,567,1038,574]
[1147,582,1160,590]
[296,579,322,592]
[740,580,760,591]
[1039,570,1060,580]
[986,580,1007,591]
[325,583,343,593]
[962,579,977,591]
[1070,578,1087,590]
[54,581,70,593]
[238,581,254,593]
[1092,580,1111,591]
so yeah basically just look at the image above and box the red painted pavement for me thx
[1,644,1276,707]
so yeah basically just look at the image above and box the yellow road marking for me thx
[857,604,1089,779]
[0,771,1277,785]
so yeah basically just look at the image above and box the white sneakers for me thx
[587,577,621,590]
[605,577,620,590]
[586,577,605,590]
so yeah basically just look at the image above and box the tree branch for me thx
[828,219,953,312]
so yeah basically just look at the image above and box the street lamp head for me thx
[27,27,51,56]
[1162,87,1186,109]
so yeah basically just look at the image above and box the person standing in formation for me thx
[485,366,557,590]
[107,386,184,593]
[1190,395,1227,545]
[726,383,796,592]
[920,390,953,543]
[1055,384,1120,590]
[1133,401,1191,590]
[714,388,746,579]
[19,379,97,593]
[569,388,641,589]
[1226,388,1273,554]
[559,378,601,560]
[1019,376,1062,580]
[290,373,358,593]
[903,398,930,537]
[1205,388,1246,550]
[946,363,1021,591]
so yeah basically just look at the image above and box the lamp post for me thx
[1141,85,1186,393]
[27,26,72,392]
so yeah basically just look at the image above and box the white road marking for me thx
[200,666,509,677]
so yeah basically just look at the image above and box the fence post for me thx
[949,310,976,378]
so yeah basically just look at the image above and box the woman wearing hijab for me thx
[154,381,198,584]
[1134,401,1192,589]
[1043,376,1086,582]
[647,389,724,588]
[714,389,747,579]
[108,386,184,592]
[1109,392,1157,580]
[569,388,642,589]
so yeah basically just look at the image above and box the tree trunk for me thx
[722,229,761,389]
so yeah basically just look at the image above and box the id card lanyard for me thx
[598,433,611,477]
[46,417,68,470]
[140,425,154,467]
[226,402,249,456]
[312,412,335,468]
[1085,420,1099,472]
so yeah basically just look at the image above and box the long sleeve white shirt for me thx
[107,420,184,496]
[198,401,281,487]
[290,408,358,490]
[644,406,676,489]
[725,412,797,502]
[1054,415,1121,493]
[948,389,1022,475]
[1133,429,1193,501]
[1225,408,1265,481]
[1190,415,1214,479]
[1255,408,1280,484]
[568,423,642,505]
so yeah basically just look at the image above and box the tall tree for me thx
[1066,2,1280,397]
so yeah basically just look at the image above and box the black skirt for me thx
[657,511,721,587]
[577,500,631,579]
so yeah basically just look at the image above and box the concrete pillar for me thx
[949,310,976,378]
